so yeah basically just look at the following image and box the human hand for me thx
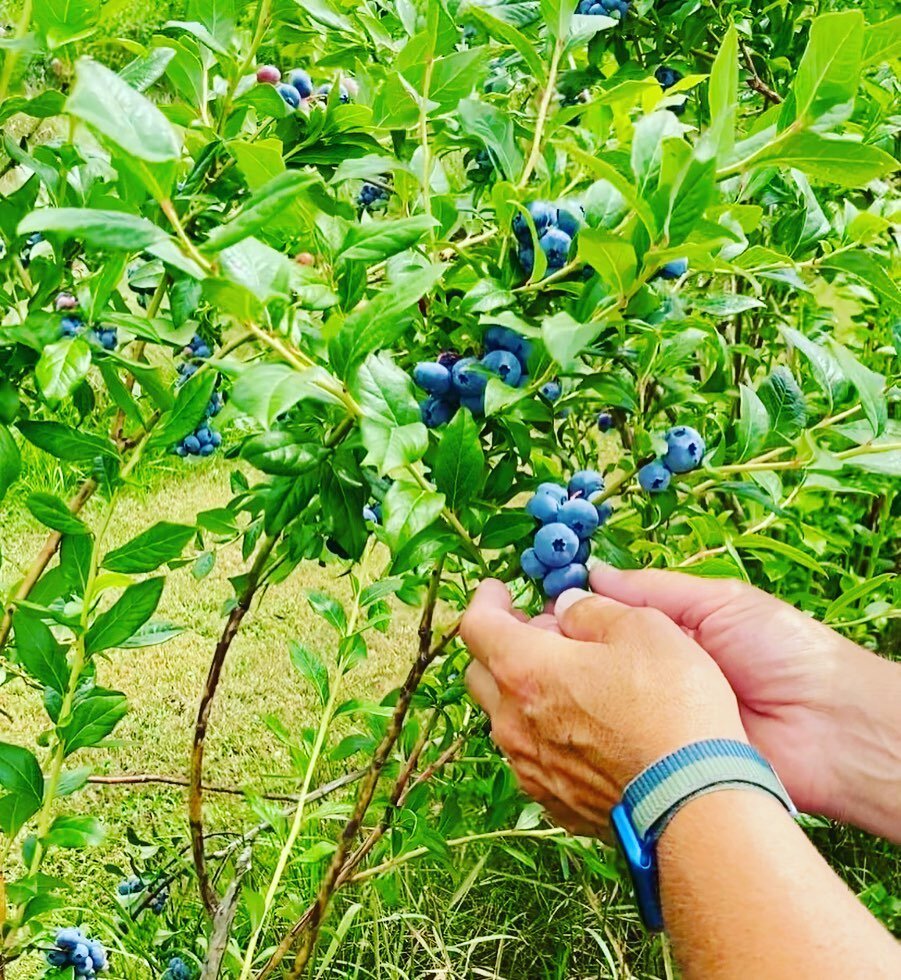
[461,580,746,837]
[588,565,901,838]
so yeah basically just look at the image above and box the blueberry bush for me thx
[0,0,898,975]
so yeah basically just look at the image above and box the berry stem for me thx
[518,37,565,189]
[0,0,32,103]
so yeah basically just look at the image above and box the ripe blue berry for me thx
[575,540,590,564]
[597,412,614,432]
[559,499,599,539]
[544,563,588,599]
[414,361,452,396]
[536,483,568,506]
[210,430,223,448]
[657,259,688,280]
[521,547,548,580]
[363,505,379,524]
[421,396,456,428]
[56,928,86,950]
[534,523,580,569]
[164,957,192,980]
[317,82,350,103]
[639,461,672,493]
[451,357,487,396]
[540,381,561,402]
[539,227,572,270]
[184,435,201,455]
[596,501,614,525]
[526,492,561,525]
[437,351,462,370]
[568,470,605,501]
[288,69,313,98]
[199,444,215,458]
[60,315,82,338]
[277,83,301,108]
[459,393,485,416]
[662,426,705,473]
[481,350,522,387]
[655,66,683,90]
[556,206,583,238]
[484,326,520,353]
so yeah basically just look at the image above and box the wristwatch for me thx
[610,738,796,931]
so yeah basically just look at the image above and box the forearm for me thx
[658,790,900,979]
[826,645,901,842]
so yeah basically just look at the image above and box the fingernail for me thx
[554,588,592,618]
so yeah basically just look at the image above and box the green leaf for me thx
[240,434,327,476]
[17,209,168,251]
[583,179,628,230]
[0,424,21,502]
[458,99,522,184]
[734,534,824,575]
[102,523,195,574]
[331,264,445,378]
[35,338,92,404]
[289,641,330,706]
[785,10,863,125]
[229,364,344,427]
[434,410,484,510]
[862,16,901,66]
[480,512,536,550]
[67,57,181,162]
[306,591,347,632]
[779,326,844,398]
[85,578,165,655]
[119,620,186,649]
[0,742,44,837]
[631,111,683,197]
[539,0,571,39]
[342,215,435,263]
[12,613,69,693]
[748,131,898,188]
[350,354,428,474]
[758,367,807,439]
[118,46,177,92]
[205,172,317,252]
[542,311,604,372]
[706,25,738,159]
[34,0,98,49]
[383,480,445,552]
[577,230,636,298]
[44,815,105,849]
[823,251,901,310]
[27,493,90,535]
[59,688,128,755]
[735,384,770,461]
[16,421,116,462]
[464,6,543,79]
[149,371,216,449]
[827,341,887,438]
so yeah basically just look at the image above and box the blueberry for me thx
[513,201,555,242]
[484,326,521,354]
[437,351,462,370]
[526,492,561,525]
[559,498,600,539]
[317,82,349,103]
[414,361,452,396]
[257,65,281,85]
[638,461,672,493]
[86,940,107,971]
[421,396,456,428]
[556,206,583,238]
[481,350,522,388]
[210,430,223,448]
[174,444,188,457]
[533,522,580,569]
[518,246,535,275]
[568,470,604,501]
[47,949,69,967]
[277,83,301,108]
[451,357,487,396]
[521,547,548,580]
[57,927,86,950]
[459,393,485,416]
[71,943,91,967]
[597,412,615,432]
[199,443,216,457]
[539,227,572,270]
[288,69,313,98]
[662,425,705,473]
[657,259,688,280]
[596,501,614,525]
[544,563,588,599]
[363,505,379,524]
[540,381,561,402]
[184,435,201,455]
[655,66,683,90]
[536,483,568,506]
[60,315,82,337]
[196,426,212,446]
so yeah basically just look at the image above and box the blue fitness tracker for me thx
[611,739,796,931]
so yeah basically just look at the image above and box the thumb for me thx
[588,564,757,633]
[554,589,641,644]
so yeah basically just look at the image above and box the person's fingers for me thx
[554,589,635,644]
[589,564,755,632]
[465,661,500,714]
[461,580,529,668]
[528,613,563,634]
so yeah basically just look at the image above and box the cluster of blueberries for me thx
[415,327,559,427]
[357,181,390,212]
[173,335,225,458]
[522,471,613,599]
[46,928,108,977]
[117,876,169,914]
[512,201,583,278]
[575,0,630,18]
[637,425,706,493]
[256,65,351,109]
[362,503,382,524]
[56,293,117,351]
[163,956,192,980]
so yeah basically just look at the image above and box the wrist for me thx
[823,642,901,840]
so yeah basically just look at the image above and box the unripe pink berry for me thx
[256,65,281,85]
[296,252,315,266]
[55,292,78,312]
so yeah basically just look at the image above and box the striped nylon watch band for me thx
[611,739,796,932]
